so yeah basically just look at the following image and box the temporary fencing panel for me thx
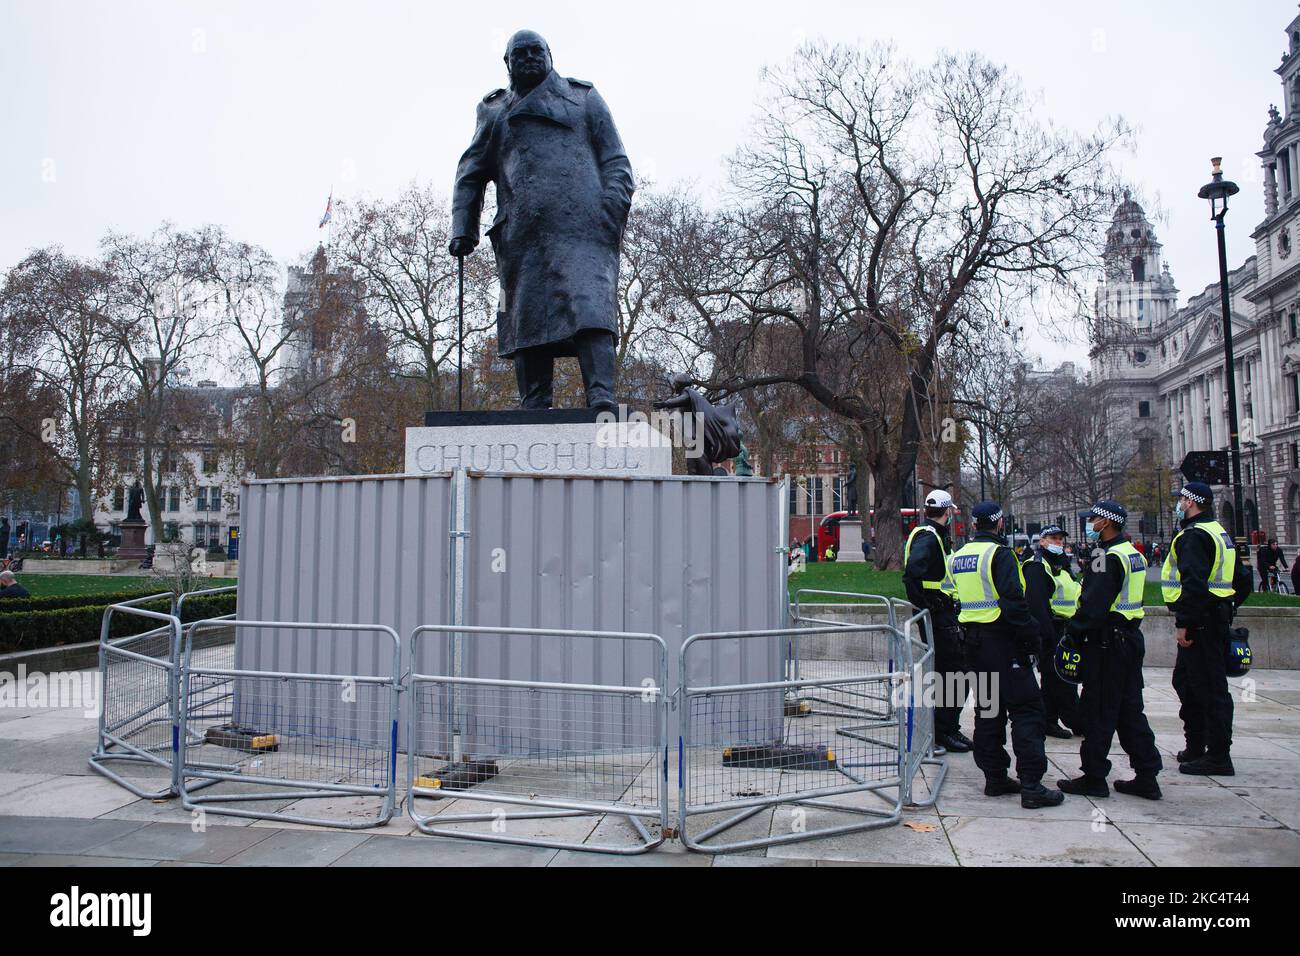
[407,624,669,854]
[894,600,948,807]
[88,595,184,799]
[678,622,912,853]
[178,619,402,829]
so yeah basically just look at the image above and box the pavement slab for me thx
[0,816,150,855]
[1118,823,1300,867]
[82,821,278,863]
[942,816,1153,867]
[0,665,1294,866]
[334,833,556,867]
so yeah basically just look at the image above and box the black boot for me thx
[1114,775,1163,800]
[1020,782,1066,808]
[1044,720,1072,739]
[1056,775,1109,797]
[937,731,972,753]
[1176,746,1206,764]
[983,775,1022,797]
[1179,754,1234,776]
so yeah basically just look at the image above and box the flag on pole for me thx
[318,189,333,229]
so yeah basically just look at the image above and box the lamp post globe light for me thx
[1198,157,1246,546]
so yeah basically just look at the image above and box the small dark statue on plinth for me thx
[653,373,743,476]
[118,481,149,563]
[450,30,634,411]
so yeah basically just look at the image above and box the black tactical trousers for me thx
[964,625,1047,785]
[1078,626,1162,779]
[928,611,968,737]
[1172,610,1235,759]
[1038,618,1080,731]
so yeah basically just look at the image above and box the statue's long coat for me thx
[451,70,635,358]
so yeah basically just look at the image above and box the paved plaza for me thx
[0,662,1296,867]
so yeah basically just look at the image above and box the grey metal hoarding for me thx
[235,471,787,748]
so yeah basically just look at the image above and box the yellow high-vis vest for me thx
[950,540,1025,624]
[1033,555,1081,619]
[1161,520,1236,604]
[1107,540,1147,621]
[904,524,957,598]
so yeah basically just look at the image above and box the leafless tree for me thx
[336,183,497,411]
[0,248,126,518]
[649,42,1126,566]
[102,224,224,540]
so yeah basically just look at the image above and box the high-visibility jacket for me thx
[904,524,957,598]
[1161,520,1236,604]
[950,540,1025,624]
[1032,554,1081,619]
[1107,540,1147,621]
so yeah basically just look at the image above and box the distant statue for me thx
[845,464,858,515]
[449,29,634,411]
[652,373,743,476]
[734,442,754,477]
[126,482,144,522]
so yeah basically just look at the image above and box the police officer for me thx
[950,501,1064,808]
[1163,482,1252,776]
[1022,524,1081,738]
[1057,500,1163,800]
[902,489,973,754]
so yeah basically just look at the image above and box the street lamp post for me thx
[1198,158,1246,545]
[1245,440,1260,538]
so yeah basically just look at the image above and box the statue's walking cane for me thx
[456,252,465,412]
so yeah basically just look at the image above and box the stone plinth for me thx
[837,519,866,562]
[406,409,672,477]
[117,518,148,561]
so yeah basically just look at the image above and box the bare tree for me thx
[102,224,224,540]
[651,43,1125,566]
[0,248,125,518]
[336,183,497,411]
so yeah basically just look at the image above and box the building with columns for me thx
[1088,9,1300,547]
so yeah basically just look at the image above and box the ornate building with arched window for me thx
[1089,9,1300,548]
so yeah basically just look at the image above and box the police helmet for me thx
[1226,627,1252,677]
[1053,634,1083,685]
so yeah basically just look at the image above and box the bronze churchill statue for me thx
[449,30,634,411]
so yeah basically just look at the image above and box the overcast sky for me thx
[0,0,1291,366]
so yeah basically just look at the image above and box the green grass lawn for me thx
[14,574,237,598]
[787,562,1300,608]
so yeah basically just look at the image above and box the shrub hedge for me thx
[0,589,161,615]
[0,591,237,654]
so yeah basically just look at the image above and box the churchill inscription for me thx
[405,420,671,477]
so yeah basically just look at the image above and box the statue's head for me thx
[505,30,552,92]
[668,372,693,394]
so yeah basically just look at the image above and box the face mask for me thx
[1174,505,1186,522]
[1085,527,1101,542]
[1045,543,1064,555]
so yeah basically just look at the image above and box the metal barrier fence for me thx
[88,587,239,799]
[407,624,669,854]
[789,591,948,807]
[88,594,184,799]
[892,600,947,807]
[678,622,910,853]
[89,598,944,853]
[178,620,402,829]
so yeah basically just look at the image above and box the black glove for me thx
[1015,632,1039,666]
